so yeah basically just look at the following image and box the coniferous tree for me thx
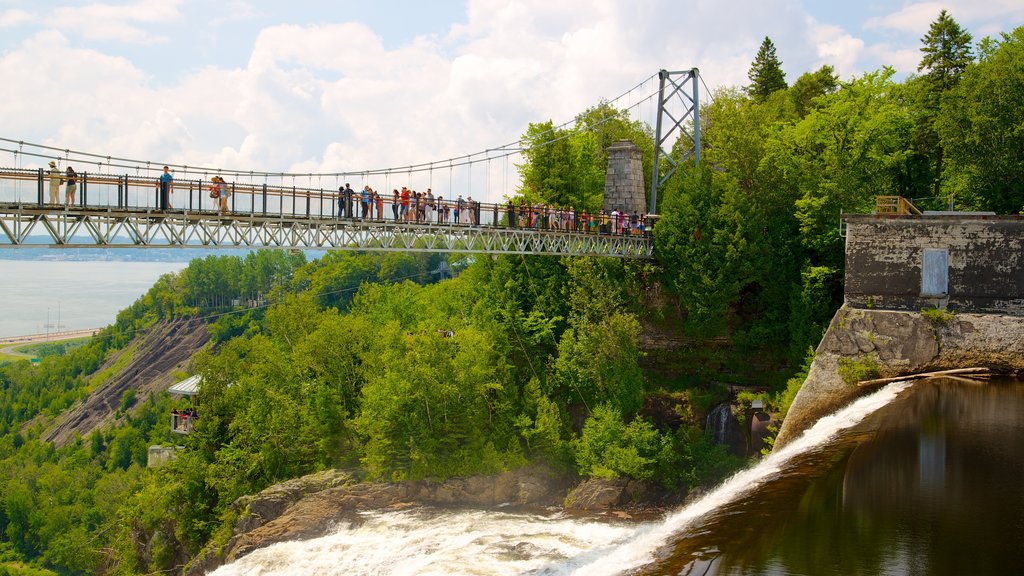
[747,36,787,101]
[916,9,973,205]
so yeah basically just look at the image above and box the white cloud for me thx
[865,2,946,35]
[806,20,865,80]
[3,0,1022,204]
[866,1,1024,36]
[50,0,183,44]
[0,8,31,27]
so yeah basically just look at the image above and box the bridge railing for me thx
[0,167,656,237]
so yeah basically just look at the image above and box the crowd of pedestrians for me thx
[334,183,651,236]
[34,164,652,236]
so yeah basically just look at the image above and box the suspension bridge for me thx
[0,69,703,258]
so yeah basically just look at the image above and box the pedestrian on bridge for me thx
[345,183,355,218]
[156,166,173,210]
[361,185,371,219]
[64,166,78,207]
[47,161,61,206]
[217,177,231,215]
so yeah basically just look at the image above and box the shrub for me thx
[921,307,954,325]
[573,404,676,484]
[837,354,880,385]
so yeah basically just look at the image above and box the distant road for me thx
[0,328,100,357]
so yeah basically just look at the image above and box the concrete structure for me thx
[603,140,646,215]
[844,215,1024,314]
[147,445,181,468]
[776,214,1024,449]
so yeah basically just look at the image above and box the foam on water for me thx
[210,381,912,576]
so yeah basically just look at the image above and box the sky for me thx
[1,0,1022,203]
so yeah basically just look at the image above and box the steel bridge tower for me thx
[648,68,701,215]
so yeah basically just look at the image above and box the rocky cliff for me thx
[43,318,209,446]
[775,307,1024,449]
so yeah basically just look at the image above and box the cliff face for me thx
[775,308,1024,449]
[42,318,209,446]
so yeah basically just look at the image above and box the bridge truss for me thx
[0,204,653,258]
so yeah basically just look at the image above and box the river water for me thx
[0,260,188,337]
[206,378,1024,576]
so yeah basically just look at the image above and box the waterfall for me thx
[705,402,734,445]
[210,381,913,576]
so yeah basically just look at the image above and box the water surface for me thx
[0,259,187,337]
[650,378,1024,575]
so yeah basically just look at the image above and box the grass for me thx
[921,307,955,325]
[88,338,139,389]
[0,336,93,364]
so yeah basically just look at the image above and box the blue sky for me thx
[1,1,1022,202]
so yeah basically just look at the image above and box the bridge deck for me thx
[0,168,653,257]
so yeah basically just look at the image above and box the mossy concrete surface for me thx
[775,307,1024,449]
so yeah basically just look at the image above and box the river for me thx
[207,378,1024,576]
[0,259,188,337]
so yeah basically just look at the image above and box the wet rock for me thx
[187,465,571,574]
[564,478,629,510]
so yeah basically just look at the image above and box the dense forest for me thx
[0,14,1021,576]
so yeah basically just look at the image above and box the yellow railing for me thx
[875,196,921,215]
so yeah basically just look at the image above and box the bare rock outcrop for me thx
[775,308,1024,449]
[43,318,209,446]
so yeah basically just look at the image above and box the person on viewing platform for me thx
[426,189,435,223]
[391,189,400,220]
[47,161,61,206]
[454,195,463,223]
[466,196,475,225]
[64,166,78,207]
[400,187,410,221]
[375,190,383,220]
[337,186,346,217]
[438,196,447,223]
[156,165,172,210]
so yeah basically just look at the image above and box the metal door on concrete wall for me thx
[921,248,949,296]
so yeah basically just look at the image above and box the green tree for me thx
[788,65,839,118]
[572,404,676,483]
[747,36,788,101]
[936,26,1024,213]
[518,102,652,212]
[916,9,974,203]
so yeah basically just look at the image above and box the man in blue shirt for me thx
[157,166,173,210]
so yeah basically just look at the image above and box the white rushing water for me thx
[211,381,913,576]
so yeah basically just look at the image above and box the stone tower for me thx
[603,139,646,215]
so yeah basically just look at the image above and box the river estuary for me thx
[210,377,1023,575]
